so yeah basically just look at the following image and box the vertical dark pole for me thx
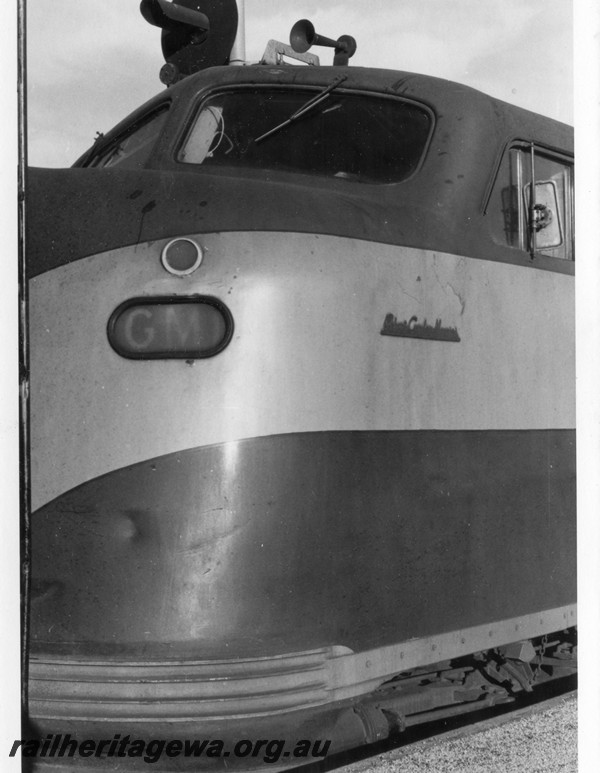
[529,142,536,258]
[18,0,31,729]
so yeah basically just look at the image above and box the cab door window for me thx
[488,144,573,261]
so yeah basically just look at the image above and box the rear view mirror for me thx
[525,180,563,249]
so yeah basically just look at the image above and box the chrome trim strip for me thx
[29,606,575,723]
[29,646,351,721]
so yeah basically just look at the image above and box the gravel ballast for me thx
[340,695,576,773]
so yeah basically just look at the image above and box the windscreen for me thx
[178,88,431,184]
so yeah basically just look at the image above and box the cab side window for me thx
[488,144,574,261]
[85,107,169,170]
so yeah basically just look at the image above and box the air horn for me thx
[289,19,357,66]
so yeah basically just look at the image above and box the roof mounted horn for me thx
[289,19,357,66]
[140,0,238,85]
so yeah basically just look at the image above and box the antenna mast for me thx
[229,0,246,65]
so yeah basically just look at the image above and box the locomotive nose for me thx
[26,442,365,758]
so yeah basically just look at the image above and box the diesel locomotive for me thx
[23,0,575,769]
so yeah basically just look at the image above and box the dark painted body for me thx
[32,430,575,660]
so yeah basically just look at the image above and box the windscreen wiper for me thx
[254,75,347,144]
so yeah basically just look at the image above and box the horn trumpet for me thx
[290,19,357,66]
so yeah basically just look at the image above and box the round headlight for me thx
[161,238,203,275]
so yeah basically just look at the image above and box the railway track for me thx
[292,676,577,773]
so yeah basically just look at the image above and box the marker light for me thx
[161,238,203,275]
[108,297,233,359]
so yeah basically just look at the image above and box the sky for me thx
[26,0,574,168]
